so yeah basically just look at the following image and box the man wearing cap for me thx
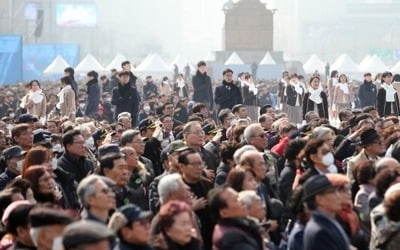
[108,204,153,250]
[302,175,350,250]
[29,207,73,250]
[32,129,52,147]
[62,220,115,250]
[92,128,107,156]
[0,146,25,190]
[16,114,39,127]
[112,71,140,127]
[148,141,187,213]
[140,118,164,177]
[12,124,33,151]
[358,73,377,109]
[347,128,383,187]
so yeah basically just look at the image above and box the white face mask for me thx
[85,137,94,149]
[322,152,335,167]
[52,236,63,250]
[328,164,338,173]
[79,103,85,110]
[143,105,151,113]
[9,113,15,118]
[16,160,23,172]
[51,158,58,169]
[105,97,111,102]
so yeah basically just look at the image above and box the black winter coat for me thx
[111,83,140,123]
[57,152,94,183]
[214,81,243,110]
[302,91,329,119]
[143,82,158,100]
[85,79,100,116]
[358,81,377,108]
[377,88,400,117]
[192,71,213,106]
[286,84,304,106]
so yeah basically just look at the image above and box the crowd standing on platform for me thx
[0,60,399,250]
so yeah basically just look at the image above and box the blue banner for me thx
[23,44,80,81]
[0,35,23,85]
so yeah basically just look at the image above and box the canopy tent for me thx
[392,61,400,73]
[75,53,105,73]
[224,51,244,65]
[106,53,127,71]
[359,54,372,70]
[135,53,172,79]
[303,54,325,74]
[257,52,281,80]
[169,55,195,74]
[360,55,388,73]
[259,52,276,65]
[331,54,360,74]
[204,51,216,62]
[43,55,70,76]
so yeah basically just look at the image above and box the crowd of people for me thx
[0,59,399,250]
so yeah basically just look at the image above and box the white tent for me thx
[392,61,400,73]
[135,53,172,79]
[331,54,360,73]
[259,52,276,65]
[360,54,387,73]
[170,55,190,71]
[257,52,282,80]
[75,53,105,73]
[303,54,325,74]
[106,53,127,71]
[225,51,244,65]
[43,55,70,75]
[204,51,216,62]
[359,55,372,70]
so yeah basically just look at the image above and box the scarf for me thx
[242,81,258,95]
[177,79,185,88]
[292,82,304,95]
[382,83,396,102]
[337,83,349,94]
[29,89,44,104]
[56,85,72,109]
[309,87,323,104]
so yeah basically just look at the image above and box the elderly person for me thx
[77,175,116,224]
[120,129,154,180]
[108,204,153,250]
[0,146,25,190]
[151,201,201,250]
[302,175,351,250]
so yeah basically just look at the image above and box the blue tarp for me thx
[0,35,23,85]
[22,44,80,81]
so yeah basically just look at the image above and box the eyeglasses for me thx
[189,131,205,136]
[187,161,206,168]
[72,140,85,145]
[97,187,113,195]
[132,140,145,145]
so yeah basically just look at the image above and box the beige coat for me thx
[333,84,353,104]
[59,86,76,120]
[21,92,47,119]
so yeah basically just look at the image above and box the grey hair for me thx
[243,123,263,143]
[120,129,140,147]
[233,145,257,164]
[158,173,184,204]
[77,175,115,208]
[238,190,259,208]
[311,126,333,139]
[182,121,201,136]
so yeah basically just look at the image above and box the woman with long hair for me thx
[20,80,47,121]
